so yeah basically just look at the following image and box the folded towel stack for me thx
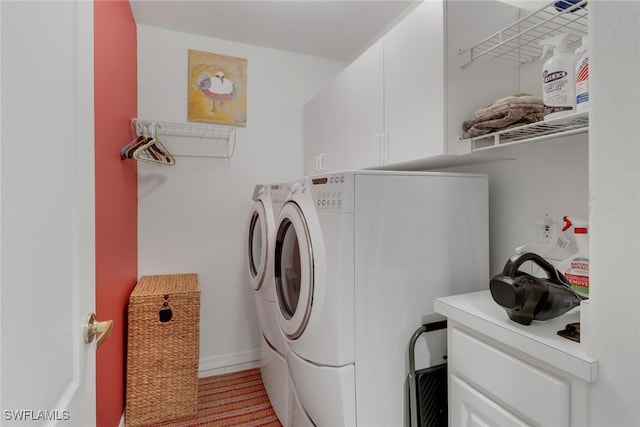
[462,95,544,139]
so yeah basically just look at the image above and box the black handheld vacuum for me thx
[490,252,587,325]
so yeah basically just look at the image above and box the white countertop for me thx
[434,290,598,382]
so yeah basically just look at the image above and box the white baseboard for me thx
[198,348,261,378]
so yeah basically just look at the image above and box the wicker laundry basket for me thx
[125,273,200,427]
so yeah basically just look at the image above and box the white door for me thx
[1,1,98,426]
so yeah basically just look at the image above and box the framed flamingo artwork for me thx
[188,49,248,127]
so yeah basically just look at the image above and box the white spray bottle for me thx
[539,33,576,120]
[556,216,589,297]
[575,35,589,113]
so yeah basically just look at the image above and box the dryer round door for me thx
[275,202,315,339]
[247,199,270,292]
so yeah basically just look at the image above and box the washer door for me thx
[247,200,269,292]
[275,202,314,339]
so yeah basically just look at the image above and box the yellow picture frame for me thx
[188,49,247,127]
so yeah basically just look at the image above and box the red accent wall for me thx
[94,1,138,426]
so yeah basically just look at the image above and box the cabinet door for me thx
[450,327,569,426]
[383,0,445,164]
[303,93,324,175]
[450,375,532,427]
[346,39,384,170]
[303,76,349,175]
[320,72,349,174]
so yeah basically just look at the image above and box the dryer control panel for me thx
[308,172,354,213]
[269,183,289,214]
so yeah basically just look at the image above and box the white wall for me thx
[437,135,588,276]
[589,2,640,426]
[441,0,588,276]
[136,25,345,371]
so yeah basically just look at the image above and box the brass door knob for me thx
[84,313,114,348]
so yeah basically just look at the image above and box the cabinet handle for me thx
[374,133,389,165]
[381,133,389,165]
[374,134,384,165]
[317,153,326,171]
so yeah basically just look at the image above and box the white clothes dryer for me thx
[247,182,291,426]
[247,182,290,353]
[274,170,489,426]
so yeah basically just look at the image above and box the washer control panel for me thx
[309,173,353,212]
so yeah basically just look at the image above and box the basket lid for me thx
[131,273,199,296]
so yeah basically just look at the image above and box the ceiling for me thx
[129,0,421,63]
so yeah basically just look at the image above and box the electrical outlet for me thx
[535,212,557,244]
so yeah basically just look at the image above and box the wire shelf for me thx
[133,119,236,159]
[459,0,588,66]
[464,112,588,151]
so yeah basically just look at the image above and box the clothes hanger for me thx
[123,135,148,159]
[133,122,176,166]
[121,120,148,159]
[121,120,154,159]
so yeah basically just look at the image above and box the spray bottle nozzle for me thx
[540,45,551,60]
[539,33,571,59]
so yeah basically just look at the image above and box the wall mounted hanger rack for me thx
[121,120,176,166]
[129,118,237,159]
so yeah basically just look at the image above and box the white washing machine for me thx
[247,182,291,426]
[274,170,489,426]
[248,183,289,354]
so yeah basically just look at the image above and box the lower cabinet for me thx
[451,374,531,427]
[447,324,590,427]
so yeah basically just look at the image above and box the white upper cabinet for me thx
[304,73,349,175]
[383,0,445,164]
[345,40,384,171]
[303,93,324,175]
[321,72,349,173]
[321,0,447,172]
